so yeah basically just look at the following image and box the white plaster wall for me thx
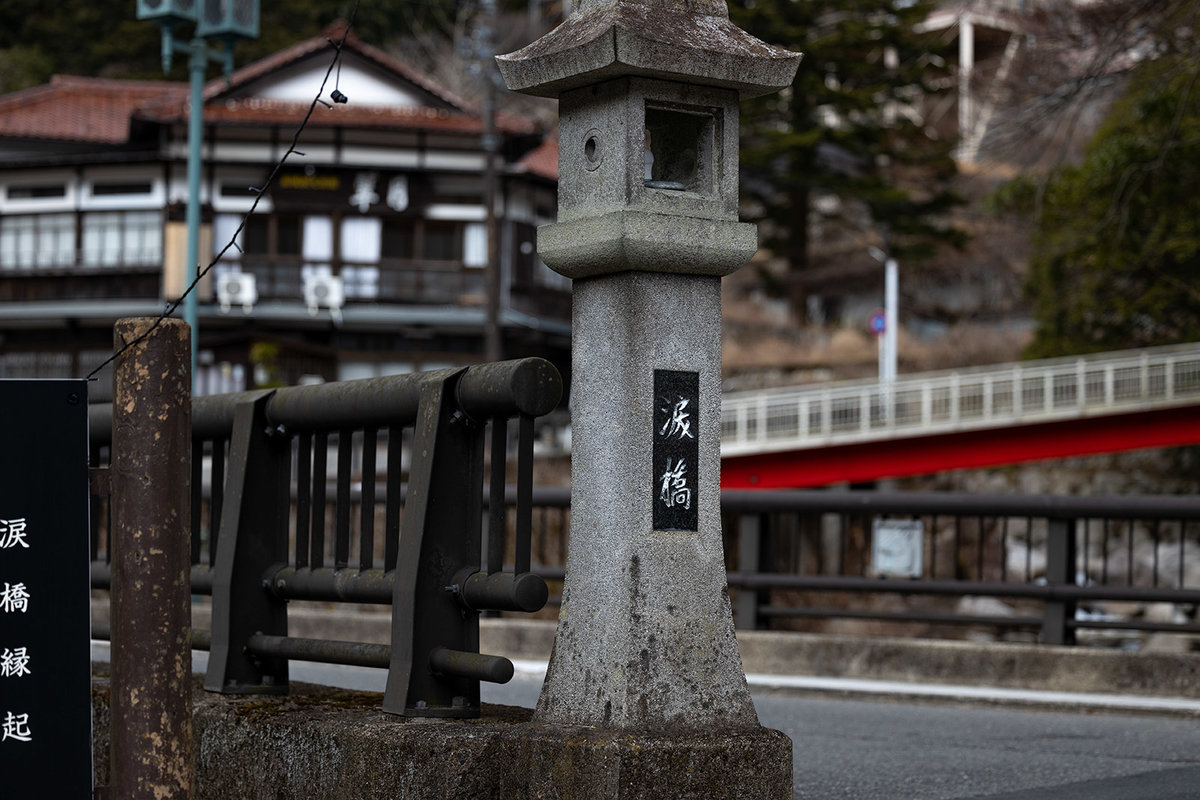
[251,59,423,107]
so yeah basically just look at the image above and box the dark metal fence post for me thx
[204,391,291,693]
[736,514,768,630]
[383,370,490,717]
[110,317,193,800]
[1043,517,1077,646]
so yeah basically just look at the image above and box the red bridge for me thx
[720,344,1200,489]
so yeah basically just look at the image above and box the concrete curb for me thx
[505,657,1200,717]
[735,629,1200,699]
[92,604,1200,703]
[743,674,1200,717]
[483,619,1200,702]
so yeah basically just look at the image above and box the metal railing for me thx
[722,491,1200,644]
[477,487,1200,646]
[90,358,562,717]
[721,342,1200,456]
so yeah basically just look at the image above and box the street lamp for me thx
[137,0,259,388]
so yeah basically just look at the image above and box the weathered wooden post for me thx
[110,317,193,800]
[498,4,801,797]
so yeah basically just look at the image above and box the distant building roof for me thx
[0,23,540,145]
[135,94,536,136]
[517,135,558,181]
[0,76,183,144]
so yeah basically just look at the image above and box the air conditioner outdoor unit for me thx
[303,273,345,320]
[217,271,257,314]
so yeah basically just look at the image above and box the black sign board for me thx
[272,167,427,216]
[0,380,92,794]
[653,370,700,531]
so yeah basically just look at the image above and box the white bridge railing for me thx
[721,342,1200,457]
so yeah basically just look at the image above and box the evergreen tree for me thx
[0,0,460,92]
[993,54,1200,357]
[727,0,964,316]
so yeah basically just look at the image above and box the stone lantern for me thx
[497,0,800,756]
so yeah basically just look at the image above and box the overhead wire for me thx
[87,0,363,380]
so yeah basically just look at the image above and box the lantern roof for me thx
[496,0,801,100]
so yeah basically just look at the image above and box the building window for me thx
[340,216,382,263]
[219,183,258,198]
[512,223,536,287]
[82,210,162,267]
[424,222,459,261]
[302,215,334,262]
[0,214,76,270]
[91,182,152,197]
[381,219,414,260]
[278,216,301,256]
[243,214,270,255]
[213,213,244,258]
[340,216,382,299]
[216,213,303,260]
[463,222,486,268]
[7,184,66,200]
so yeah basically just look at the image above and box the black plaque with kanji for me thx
[652,370,699,531]
[0,380,92,795]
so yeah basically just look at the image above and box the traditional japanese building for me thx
[0,26,565,398]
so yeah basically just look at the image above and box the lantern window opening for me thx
[643,104,718,196]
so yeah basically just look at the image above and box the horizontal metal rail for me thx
[757,607,1044,629]
[245,635,390,670]
[266,567,395,604]
[1071,619,1200,634]
[720,489,1200,520]
[528,486,1200,523]
[90,358,561,445]
[725,573,1200,604]
[721,341,1200,455]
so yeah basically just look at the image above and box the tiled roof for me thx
[517,135,558,181]
[0,76,184,144]
[134,95,536,135]
[0,22,541,144]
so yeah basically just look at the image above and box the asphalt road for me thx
[94,645,1200,800]
[752,690,1200,800]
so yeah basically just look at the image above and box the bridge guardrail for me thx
[502,487,1200,646]
[721,342,1200,455]
[721,490,1200,645]
[89,357,562,718]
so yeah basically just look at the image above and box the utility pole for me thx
[479,0,503,364]
[137,0,259,390]
[871,234,898,419]
[883,251,898,415]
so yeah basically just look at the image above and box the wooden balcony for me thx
[240,259,571,321]
[0,258,570,324]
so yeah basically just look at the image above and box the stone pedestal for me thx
[91,677,793,800]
